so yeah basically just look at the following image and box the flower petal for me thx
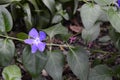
[29,28,38,38]
[39,31,46,41]
[37,42,46,52]
[24,39,34,45]
[118,0,120,7]
[31,44,38,53]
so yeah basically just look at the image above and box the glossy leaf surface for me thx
[44,23,68,39]
[2,65,22,80]
[0,39,15,66]
[45,50,64,80]
[107,8,120,33]
[82,23,100,43]
[0,6,13,32]
[67,47,89,80]
[80,4,101,29]
[42,0,55,14]
[22,46,48,77]
[89,65,112,80]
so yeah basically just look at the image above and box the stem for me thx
[89,49,119,55]
[0,34,24,41]
[46,43,74,48]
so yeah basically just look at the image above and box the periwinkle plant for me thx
[24,28,46,53]
[0,0,120,80]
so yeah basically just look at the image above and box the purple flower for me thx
[118,0,120,7]
[24,28,46,53]
[69,36,76,43]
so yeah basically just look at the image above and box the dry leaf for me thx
[69,25,83,33]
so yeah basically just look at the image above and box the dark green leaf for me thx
[23,3,32,30]
[36,10,51,29]
[45,50,64,80]
[16,32,28,40]
[59,10,69,20]
[79,4,102,29]
[28,0,39,10]
[22,46,48,77]
[89,65,112,80]
[2,65,22,80]
[52,14,63,24]
[0,6,13,32]
[82,23,100,43]
[112,65,120,78]
[67,46,89,80]
[42,0,55,14]
[107,8,120,33]
[0,39,15,66]
[73,0,79,14]
[0,0,21,4]
[109,26,120,51]
[0,0,11,4]
[44,23,68,39]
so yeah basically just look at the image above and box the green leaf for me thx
[23,3,32,30]
[59,10,69,20]
[28,0,39,10]
[36,10,51,29]
[107,8,120,33]
[98,36,111,42]
[52,14,63,24]
[109,26,120,50]
[0,6,13,32]
[0,0,11,4]
[45,50,64,80]
[112,65,120,78]
[16,32,28,40]
[73,0,79,14]
[42,0,55,14]
[0,0,21,4]
[44,23,68,39]
[55,2,63,11]
[79,4,102,29]
[22,46,48,77]
[67,46,89,80]
[89,65,112,80]
[82,23,100,43]
[98,9,108,21]
[94,0,116,6]
[0,39,15,66]
[2,65,22,80]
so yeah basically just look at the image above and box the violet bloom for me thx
[69,36,76,43]
[24,28,46,53]
[118,0,120,7]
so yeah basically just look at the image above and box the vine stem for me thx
[0,34,24,41]
[46,43,74,48]
[0,34,74,48]
[89,49,119,55]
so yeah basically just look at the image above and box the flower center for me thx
[33,37,41,45]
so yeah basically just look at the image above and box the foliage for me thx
[0,0,120,80]
[2,65,22,80]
